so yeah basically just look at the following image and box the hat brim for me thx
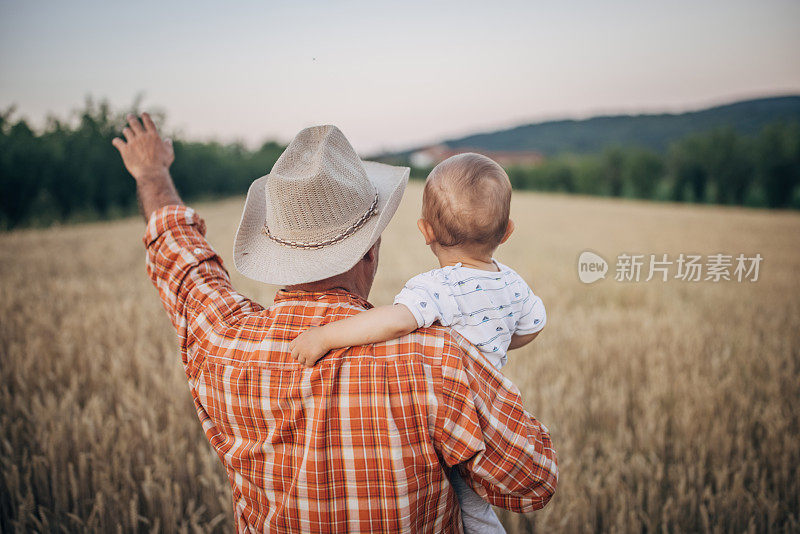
[233,160,410,286]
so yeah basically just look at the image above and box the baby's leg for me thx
[448,466,506,534]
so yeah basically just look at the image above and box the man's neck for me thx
[286,278,368,301]
[285,250,377,301]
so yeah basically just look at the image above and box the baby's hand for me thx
[289,327,330,367]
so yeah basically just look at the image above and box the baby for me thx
[289,152,546,533]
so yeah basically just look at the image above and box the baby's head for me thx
[419,153,513,258]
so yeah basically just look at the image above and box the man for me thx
[113,114,557,533]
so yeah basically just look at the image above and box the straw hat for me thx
[234,125,409,285]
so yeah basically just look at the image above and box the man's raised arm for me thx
[112,113,182,220]
[113,114,263,377]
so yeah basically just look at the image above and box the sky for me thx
[1,0,799,154]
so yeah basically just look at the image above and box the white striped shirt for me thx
[394,260,546,369]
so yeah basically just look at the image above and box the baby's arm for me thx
[508,330,542,350]
[289,304,418,367]
[509,281,547,350]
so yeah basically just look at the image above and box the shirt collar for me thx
[273,288,372,309]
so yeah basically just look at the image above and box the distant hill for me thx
[402,95,800,157]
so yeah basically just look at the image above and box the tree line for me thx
[2,100,799,229]
[0,100,284,229]
[499,123,800,209]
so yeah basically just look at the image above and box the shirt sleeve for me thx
[432,331,558,512]
[514,283,546,335]
[143,205,264,379]
[393,273,457,328]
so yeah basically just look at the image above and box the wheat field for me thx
[1,181,799,533]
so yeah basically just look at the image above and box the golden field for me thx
[1,181,799,533]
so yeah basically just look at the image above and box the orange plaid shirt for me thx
[144,205,557,533]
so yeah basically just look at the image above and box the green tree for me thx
[600,148,625,197]
[0,116,43,227]
[702,128,752,205]
[622,149,664,199]
[668,135,708,202]
[756,122,800,208]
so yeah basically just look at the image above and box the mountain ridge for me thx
[396,95,800,157]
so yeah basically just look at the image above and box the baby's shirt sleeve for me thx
[514,282,547,335]
[393,272,458,328]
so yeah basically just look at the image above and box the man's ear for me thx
[417,219,437,245]
[499,219,515,244]
[364,238,381,262]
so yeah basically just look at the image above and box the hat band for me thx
[262,193,379,249]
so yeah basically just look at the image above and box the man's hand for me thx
[112,113,174,182]
[289,327,332,367]
[112,113,182,220]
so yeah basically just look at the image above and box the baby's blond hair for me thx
[422,153,511,255]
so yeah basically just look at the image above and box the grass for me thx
[2,182,799,532]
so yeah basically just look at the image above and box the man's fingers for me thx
[127,114,145,134]
[141,112,157,133]
[122,127,135,142]
[164,138,174,160]
[111,137,126,151]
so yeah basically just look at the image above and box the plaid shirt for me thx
[144,205,557,533]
